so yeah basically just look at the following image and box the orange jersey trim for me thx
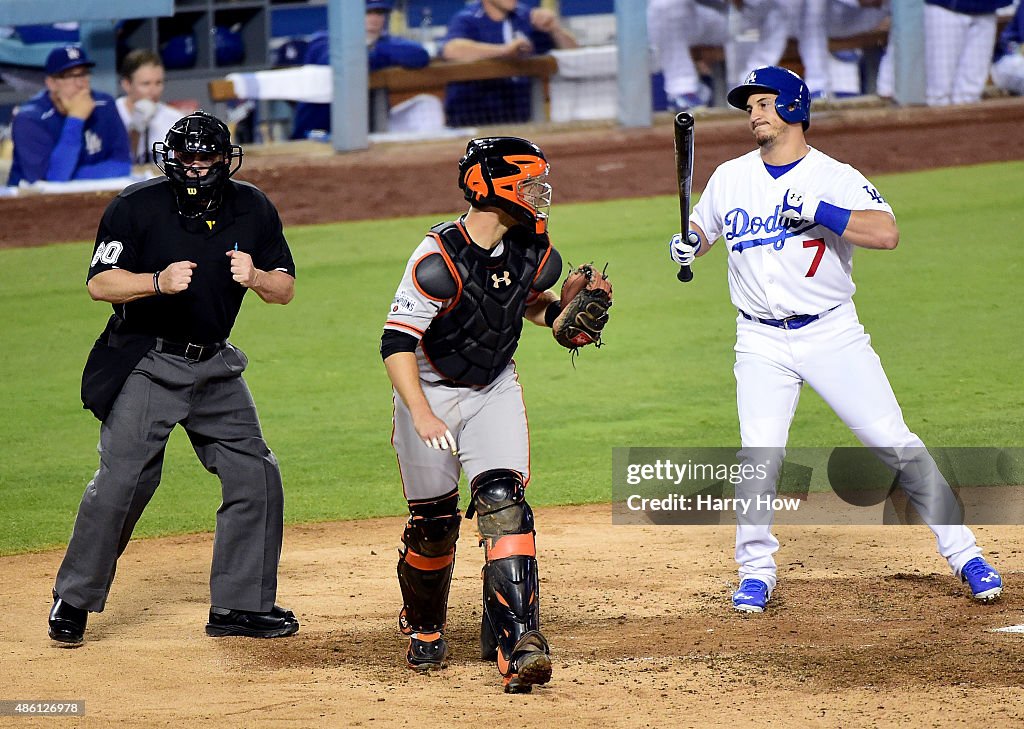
[429,231,464,316]
[514,363,532,487]
[531,244,552,288]
[385,320,425,337]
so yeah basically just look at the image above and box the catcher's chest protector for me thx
[421,222,549,386]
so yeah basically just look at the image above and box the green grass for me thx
[1,161,1021,554]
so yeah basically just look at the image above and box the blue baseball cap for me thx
[45,45,95,76]
[366,0,394,11]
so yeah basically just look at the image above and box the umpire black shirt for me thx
[88,178,296,343]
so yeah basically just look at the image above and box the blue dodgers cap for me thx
[45,45,96,76]
[366,0,394,11]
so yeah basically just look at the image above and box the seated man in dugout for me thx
[439,0,577,127]
[7,45,130,186]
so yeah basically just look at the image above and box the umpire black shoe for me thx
[48,589,87,646]
[205,605,300,638]
[407,632,448,671]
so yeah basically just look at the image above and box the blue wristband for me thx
[813,201,852,236]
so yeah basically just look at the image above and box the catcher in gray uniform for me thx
[380,136,612,694]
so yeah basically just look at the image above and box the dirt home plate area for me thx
[4,507,1024,726]
[3,101,1024,726]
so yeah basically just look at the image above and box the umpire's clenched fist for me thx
[158,261,197,294]
[226,249,259,288]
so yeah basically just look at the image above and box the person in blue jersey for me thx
[290,0,431,140]
[991,2,1024,95]
[439,0,577,127]
[7,45,130,186]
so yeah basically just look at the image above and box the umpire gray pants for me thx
[55,344,284,613]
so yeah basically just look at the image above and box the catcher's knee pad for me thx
[469,468,534,539]
[470,470,541,665]
[397,490,461,635]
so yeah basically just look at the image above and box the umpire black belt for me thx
[739,305,840,330]
[154,338,226,362]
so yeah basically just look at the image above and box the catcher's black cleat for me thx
[501,631,552,694]
[407,633,448,671]
[205,605,299,638]
[48,589,87,646]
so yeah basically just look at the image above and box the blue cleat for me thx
[732,578,770,613]
[961,557,1002,602]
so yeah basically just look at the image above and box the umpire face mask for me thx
[156,148,236,218]
[153,111,243,218]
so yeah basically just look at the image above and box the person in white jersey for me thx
[647,0,797,111]
[922,0,1013,106]
[789,0,889,99]
[116,49,183,165]
[667,65,1002,613]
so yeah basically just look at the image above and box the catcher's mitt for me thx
[552,263,613,350]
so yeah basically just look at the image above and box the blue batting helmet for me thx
[160,34,197,70]
[727,66,811,129]
[215,26,245,66]
[366,0,394,10]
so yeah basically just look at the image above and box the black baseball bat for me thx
[673,112,695,283]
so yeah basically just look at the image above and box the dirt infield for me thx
[2,97,1023,248]
[4,506,1024,727]
[4,99,1024,726]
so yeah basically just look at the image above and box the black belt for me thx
[154,338,226,362]
[739,305,839,330]
[436,378,468,388]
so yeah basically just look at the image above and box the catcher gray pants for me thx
[54,344,284,613]
[392,363,530,502]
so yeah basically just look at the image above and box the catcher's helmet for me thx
[458,137,551,234]
[727,65,811,130]
[153,110,242,218]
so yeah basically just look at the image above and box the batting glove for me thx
[779,188,821,225]
[669,231,702,266]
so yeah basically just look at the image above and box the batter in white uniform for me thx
[668,65,1002,613]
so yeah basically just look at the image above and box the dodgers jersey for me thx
[691,147,894,320]
[8,89,130,185]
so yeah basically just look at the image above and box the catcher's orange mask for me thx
[463,154,551,235]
